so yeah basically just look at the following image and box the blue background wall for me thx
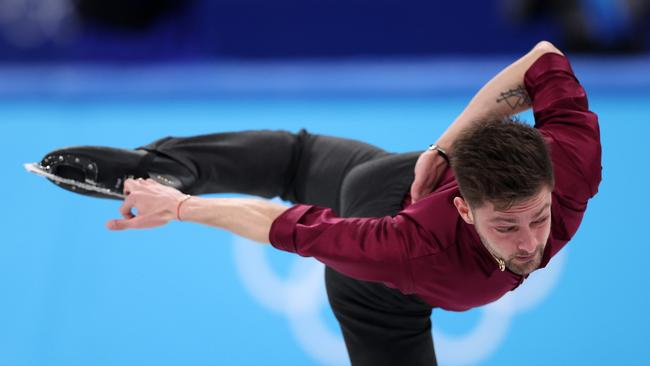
[0,0,647,61]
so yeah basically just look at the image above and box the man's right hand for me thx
[106,178,186,231]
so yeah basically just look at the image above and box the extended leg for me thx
[133,129,388,212]
[38,129,388,212]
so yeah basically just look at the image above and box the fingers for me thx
[109,178,168,231]
[410,178,423,202]
[411,155,433,203]
[410,151,441,203]
[123,178,136,195]
[106,215,146,231]
[410,177,433,203]
[121,179,143,218]
[123,177,149,195]
[119,196,135,219]
[112,179,143,229]
[107,214,168,231]
[106,218,124,230]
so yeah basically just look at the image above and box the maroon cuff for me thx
[524,52,573,88]
[268,204,314,254]
[524,52,583,113]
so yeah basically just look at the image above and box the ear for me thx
[453,196,474,224]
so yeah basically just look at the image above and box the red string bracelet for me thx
[176,195,192,221]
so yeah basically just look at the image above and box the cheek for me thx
[535,222,552,242]
[478,224,516,255]
[534,224,551,245]
[492,229,515,243]
[485,231,513,253]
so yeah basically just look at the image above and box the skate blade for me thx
[23,162,126,199]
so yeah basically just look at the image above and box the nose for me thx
[516,227,537,253]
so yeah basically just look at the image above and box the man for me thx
[32,41,601,365]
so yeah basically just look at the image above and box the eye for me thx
[532,216,549,225]
[496,226,517,233]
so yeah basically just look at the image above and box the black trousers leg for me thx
[134,129,387,213]
[134,130,436,365]
[329,153,437,366]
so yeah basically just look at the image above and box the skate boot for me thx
[25,146,197,200]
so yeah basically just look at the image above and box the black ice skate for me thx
[25,146,196,200]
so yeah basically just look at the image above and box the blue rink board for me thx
[0,63,649,366]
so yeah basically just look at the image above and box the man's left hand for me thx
[410,150,448,203]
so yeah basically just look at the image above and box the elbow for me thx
[533,40,564,56]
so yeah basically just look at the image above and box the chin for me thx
[514,267,537,276]
[508,256,542,275]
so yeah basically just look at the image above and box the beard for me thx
[477,231,546,275]
[504,244,545,275]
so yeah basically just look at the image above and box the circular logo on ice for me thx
[232,237,567,366]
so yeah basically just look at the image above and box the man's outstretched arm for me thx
[107,178,288,244]
[107,177,420,293]
[410,41,564,202]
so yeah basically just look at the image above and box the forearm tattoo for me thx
[496,85,532,110]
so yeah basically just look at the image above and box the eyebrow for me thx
[490,203,551,224]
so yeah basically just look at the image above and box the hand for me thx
[106,178,187,231]
[409,150,448,203]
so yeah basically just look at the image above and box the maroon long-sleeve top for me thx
[269,53,602,311]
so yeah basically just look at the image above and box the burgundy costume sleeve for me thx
[525,52,602,239]
[269,204,430,293]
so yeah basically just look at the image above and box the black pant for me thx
[135,130,437,366]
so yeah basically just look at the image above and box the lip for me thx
[515,253,535,261]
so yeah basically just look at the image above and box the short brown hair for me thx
[450,117,554,211]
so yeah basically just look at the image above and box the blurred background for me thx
[1,1,649,365]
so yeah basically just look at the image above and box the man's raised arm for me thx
[410,41,565,202]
